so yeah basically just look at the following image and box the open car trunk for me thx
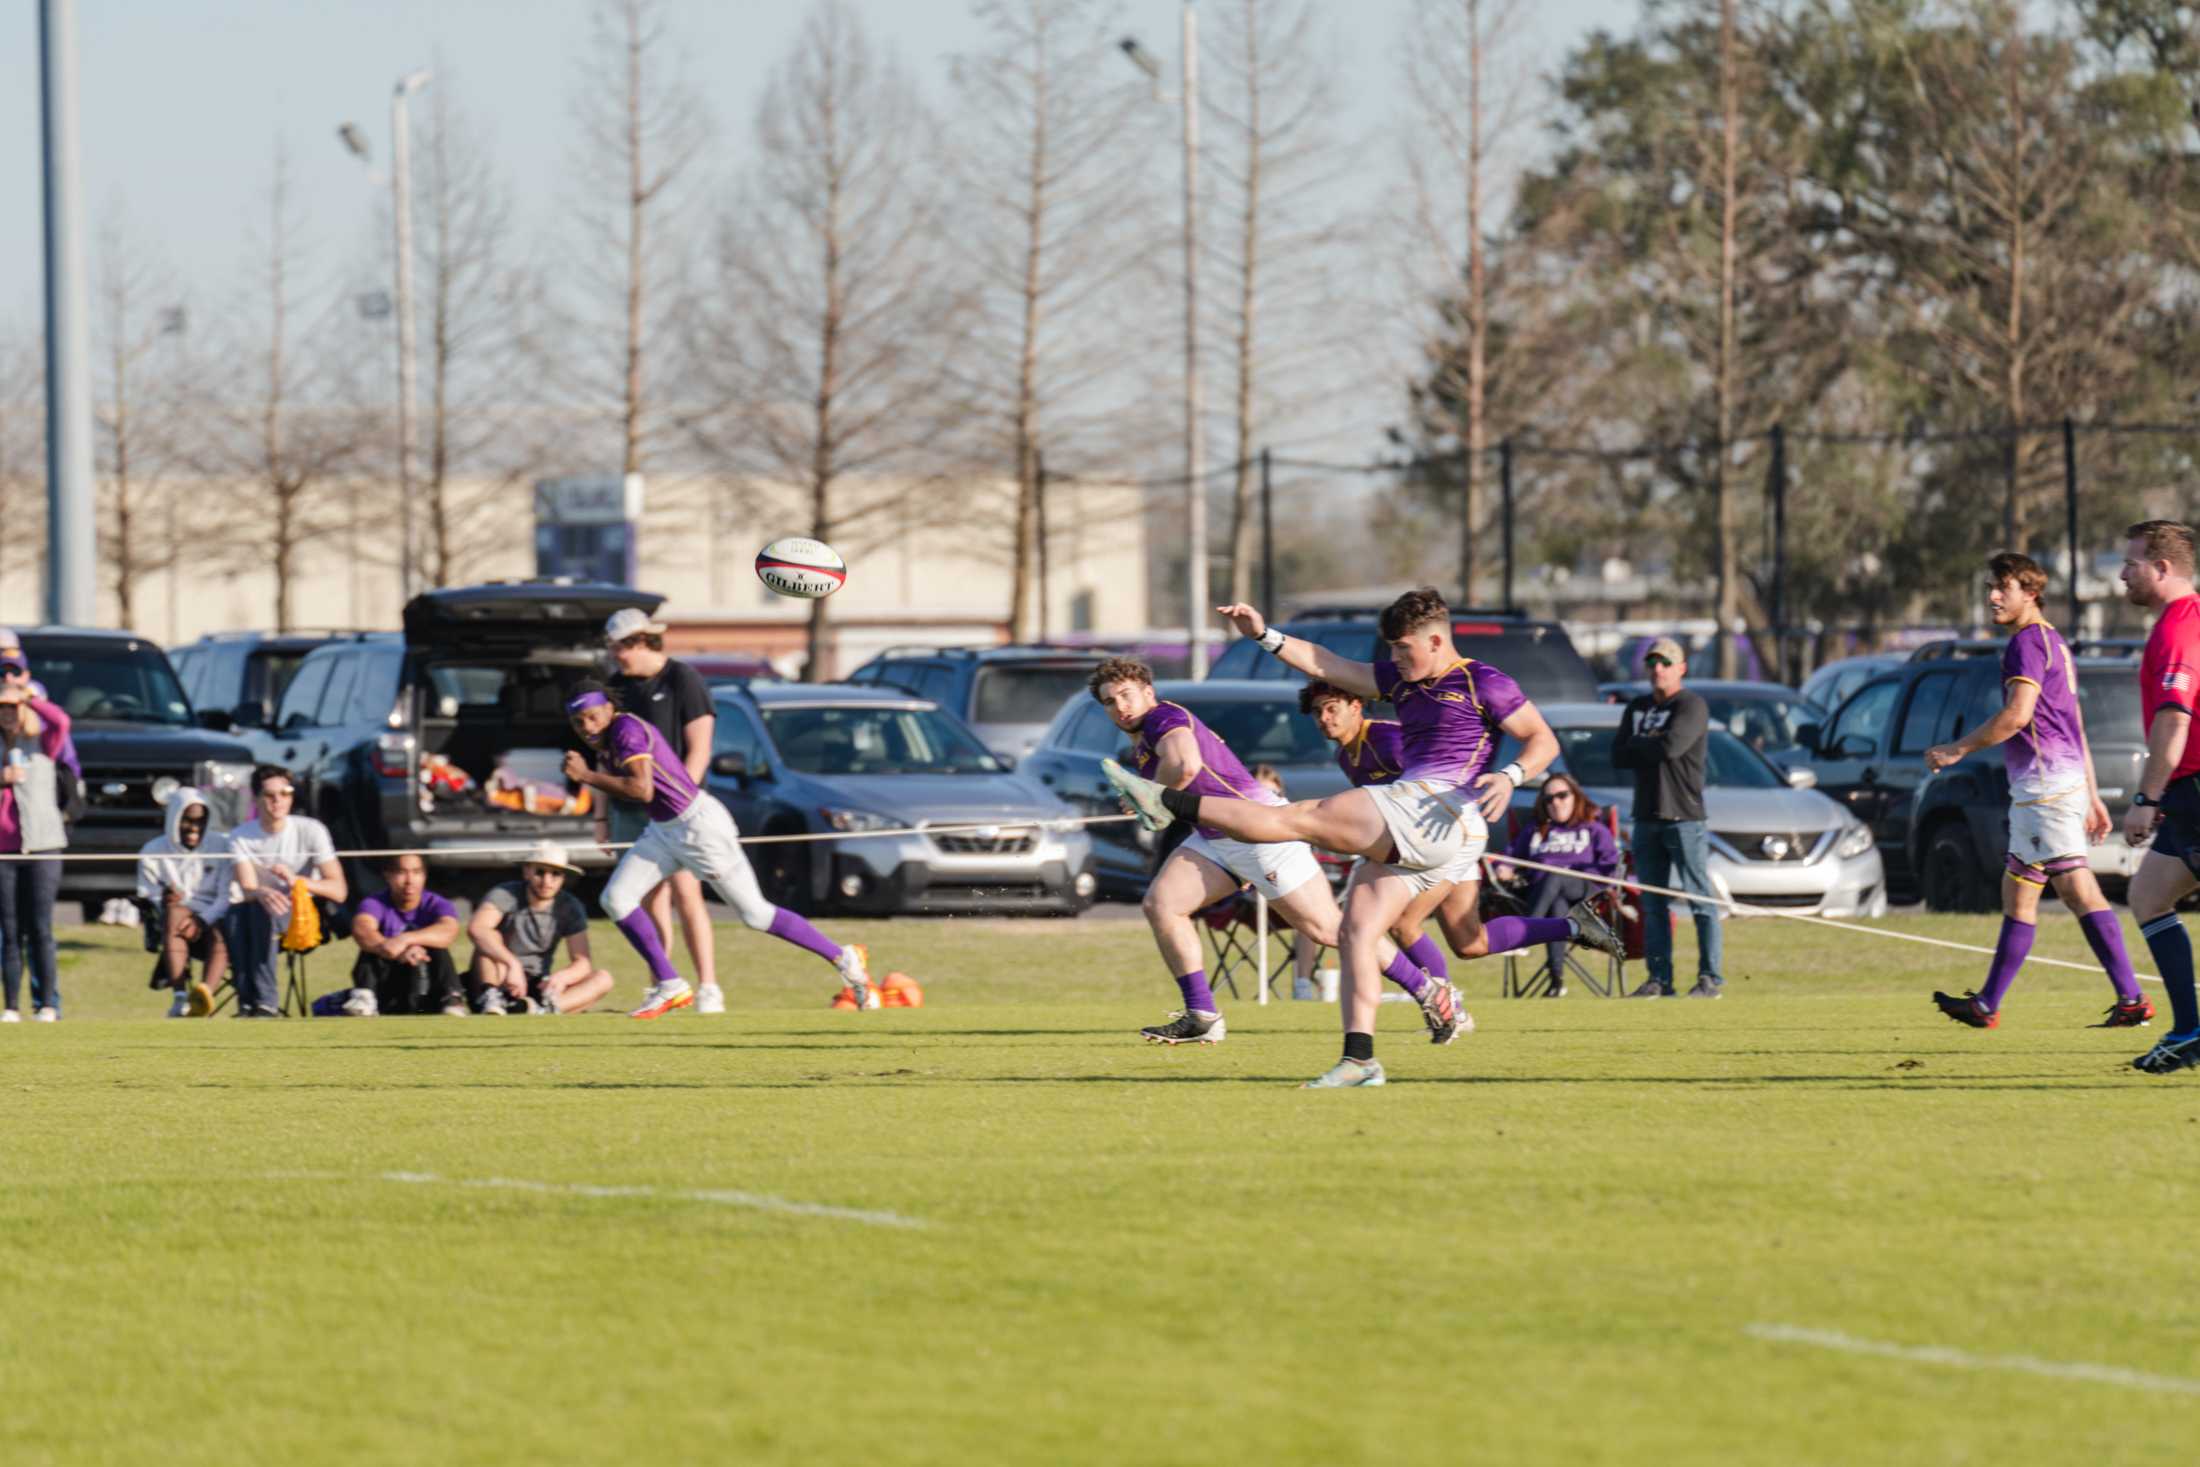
[409,653,601,839]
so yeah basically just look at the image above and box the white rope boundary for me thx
[1,812,1142,863]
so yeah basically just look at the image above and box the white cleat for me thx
[694,983,726,1015]
[166,992,190,1019]
[1301,1057,1386,1088]
[837,945,878,1010]
[630,978,695,1020]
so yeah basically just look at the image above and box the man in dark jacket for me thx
[1612,637,1724,997]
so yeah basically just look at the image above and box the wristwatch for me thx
[2135,792,2162,808]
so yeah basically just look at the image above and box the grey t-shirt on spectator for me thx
[481,881,589,977]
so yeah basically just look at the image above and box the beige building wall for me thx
[5,474,1149,677]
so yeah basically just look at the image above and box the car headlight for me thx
[819,806,898,833]
[193,760,257,824]
[1833,821,1874,860]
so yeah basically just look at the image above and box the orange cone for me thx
[878,971,924,1007]
[829,987,861,1010]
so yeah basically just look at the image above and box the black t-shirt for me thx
[1613,689,1709,823]
[607,660,713,802]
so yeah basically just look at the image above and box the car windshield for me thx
[26,643,192,726]
[2077,669,2142,741]
[972,665,1098,725]
[1522,724,1788,791]
[1703,693,1824,756]
[761,705,1003,775]
[1174,695,1334,766]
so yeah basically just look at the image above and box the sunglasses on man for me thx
[0,664,25,678]
[1644,655,1673,668]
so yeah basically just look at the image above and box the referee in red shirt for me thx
[2121,520,2200,1072]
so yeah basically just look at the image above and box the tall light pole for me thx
[1121,4,1206,675]
[40,0,96,626]
[338,67,431,603]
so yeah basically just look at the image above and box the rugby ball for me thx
[756,537,847,599]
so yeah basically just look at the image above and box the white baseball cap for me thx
[604,607,668,643]
[520,842,584,876]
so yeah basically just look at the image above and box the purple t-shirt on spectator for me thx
[1372,657,1528,791]
[355,889,458,941]
[1131,700,1283,841]
[1504,819,1619,876]
[601,710,700,823]
[1336,718,1406,788]
[2001,621,2088,801]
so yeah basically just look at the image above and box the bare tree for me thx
[1203,0,1363,603]
[91,212,192,630]
[1402,0,1537,604]
[414,76,549,586]
[0,328,47,614]
[950,0,1167,640]
[561,0,710,486]
[688,0,975,679]
[204,148,375,630]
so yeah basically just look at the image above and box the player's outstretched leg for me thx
[603,836,693,1019]
[691,813,876,1009]
[1102,759,1389,859]
[1280,876,1459,1045]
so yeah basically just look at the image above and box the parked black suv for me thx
[239,581,658,894]
[844,645,1113,763]
[1801,645,2147,909]
[17,629,260,900]
[1206,606,1600,704]
[169,630,355,732]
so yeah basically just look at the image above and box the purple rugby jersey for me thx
[1371,657,1528,791]
[1131,700,1283,840]
[2001,622,2088,800]
[602,710,702,823]
[1336,718,1406,788]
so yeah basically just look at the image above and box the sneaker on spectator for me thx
[0,1009,17,1023]
[513,995,541,1015]
[34,1007,56,1023]
[695,983,726,1015]
[440,998,470,1017]
[340,988,379,1018]
[166,991,189,1019]
[479,988,508,1016]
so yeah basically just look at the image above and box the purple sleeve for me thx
[607,715,652,765]
[2003,629,2049,689]
[1473,663,1528,724]
[1590,822,1620,874]
[1372,659,1402,705]
[1142,702,1191,741]
[28,697,75,775]
[421,892,459,925]
[355,896,394,939]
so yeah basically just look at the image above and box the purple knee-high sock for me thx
[1403,933,1450,981]
[1978,916,2035,1012]
[1175,968,1218,1013]
[2078,909,2143,1004]
[1383,950,1430,998]
[1484,916,1572,954]
[616,909,680,986]
[766,907,844,965]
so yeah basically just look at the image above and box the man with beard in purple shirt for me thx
[1926,552,2149,1029]
[1090,659,1461,1048]
[1106,588,1621,1087]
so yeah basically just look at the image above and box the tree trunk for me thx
[1713,0,1741,678]
[1006,27,1048,643]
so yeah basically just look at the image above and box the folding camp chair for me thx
[134,896,240,1014]
[1193,852,1353,1004]
[1498,806,1641,998]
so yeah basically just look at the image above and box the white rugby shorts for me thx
[2006,785,2089,878]
[1177,831,1323,902]
[1364,780,1489,895]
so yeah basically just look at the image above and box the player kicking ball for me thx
[561,681,875,1016]
[1106,588,1620,1088]
[1088,658,1464,1048]
[1925,552,2152,1030]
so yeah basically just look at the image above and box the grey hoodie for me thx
[136,787,233,922]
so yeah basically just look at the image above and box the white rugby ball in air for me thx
[755,537,847,599]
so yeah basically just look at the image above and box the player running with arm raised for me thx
[1105,588,1617,1088]
[1924,552,2150,1030]
[1090,659,1462,1048]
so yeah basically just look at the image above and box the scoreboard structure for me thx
[534,475,644,586]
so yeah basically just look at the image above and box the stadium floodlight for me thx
[1118,36,1162,83]
[336,122,370,162]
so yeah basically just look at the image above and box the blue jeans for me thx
[0,858,60,1013]
[223,902,279,1012]
[1633,818,1723,988]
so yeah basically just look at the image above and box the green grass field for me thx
[2,908,2194,1465]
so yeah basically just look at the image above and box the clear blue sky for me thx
[0,0,1636,340]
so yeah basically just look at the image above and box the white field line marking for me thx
[1745,1323,2200,1396]
[345,1170,927,1230]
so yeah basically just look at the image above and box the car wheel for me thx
[1920,821,1993,913]
[755,822,816,915]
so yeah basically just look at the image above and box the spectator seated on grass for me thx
[345,854,464,1017]
[136,787,232,1018]
[466,843,613,1015]
[227,765,347,1018]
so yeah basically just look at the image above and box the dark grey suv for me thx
[844,646,1112,763]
